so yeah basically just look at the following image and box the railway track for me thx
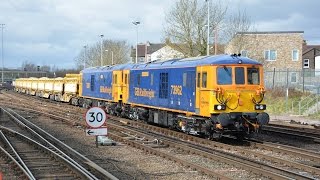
[262,124,320,143]
[1,90,320,179]
[0,107,117,180]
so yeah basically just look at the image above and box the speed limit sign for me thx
[85,107,107,128]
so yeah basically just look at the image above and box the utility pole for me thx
[206,0,210,56]
[100,34,104,66]
[132,21,140,63]
[215,26,218,55]
[1,24,4,83]
[83,45,87,69]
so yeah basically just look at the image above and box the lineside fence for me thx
[265,68,320,115]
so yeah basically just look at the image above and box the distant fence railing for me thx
[264,68,320,93]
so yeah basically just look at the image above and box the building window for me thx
[292,49,299,61]
[241,50,248,57]
[290,72,297,83]
[303,59,309,68]
[159,73,168,99]
[264,50,277,60]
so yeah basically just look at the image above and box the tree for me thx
[21,61,37,71]
[75,39,131,68]
[221,9,255,53]
[163,0,252,57]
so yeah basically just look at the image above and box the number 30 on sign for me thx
[85,107,107,128]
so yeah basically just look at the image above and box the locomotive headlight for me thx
[255,104,266,110]
[214,104,226,110]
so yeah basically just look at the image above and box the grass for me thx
[264,87,311,115]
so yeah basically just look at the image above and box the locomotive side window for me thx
[235,67,245,84]
[247,68,260,85]
[151,73,154,85]
[159,73,168,99]
[114,74,118,84]
[197,73,200,88]
[137,74,141,86]
[183,73,187,87]
[90,75,95,91]
[186,72,193,88]
[202,72,207,88]
[217,66,232,85]
[125,74,128,84]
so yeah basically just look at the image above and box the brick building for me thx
[225,31,304,70]
[302,44,320,69]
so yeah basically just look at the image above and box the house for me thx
[302,43,320,69]
[131,42,184,63]
[225,31,304,70]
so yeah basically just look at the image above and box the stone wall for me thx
[225,32,304,70]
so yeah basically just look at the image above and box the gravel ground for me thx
[24,113,213,180]
[257,132,320,152]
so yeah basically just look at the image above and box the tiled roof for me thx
[131,43,166,57]
[303,45,320,55]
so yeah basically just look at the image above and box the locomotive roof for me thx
[81,54,262,73]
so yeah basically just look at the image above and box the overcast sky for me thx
[0,0,319,69]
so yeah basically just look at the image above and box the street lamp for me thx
[105,49,114,65]
[100,34,104,66]
[1,24,4,83]
[83,45,87,69]
[205,0,210,56]
[132,21,140,64]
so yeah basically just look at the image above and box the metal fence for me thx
[264,68,320,93]
[264,68,320,115]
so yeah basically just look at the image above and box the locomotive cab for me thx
[196,61,269,139]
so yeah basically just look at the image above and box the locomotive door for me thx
[122,70,130,103]
[196,66,212,117]
[112,70,122,102]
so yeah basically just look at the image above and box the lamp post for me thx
[1,24,4,83]
[83,45,87,69]
[132,21,140,63]
[100,34,104,66]
[105,49,114,65]
[205,0,210,56]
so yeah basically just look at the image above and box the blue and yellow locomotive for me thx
[79,54,269,139]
